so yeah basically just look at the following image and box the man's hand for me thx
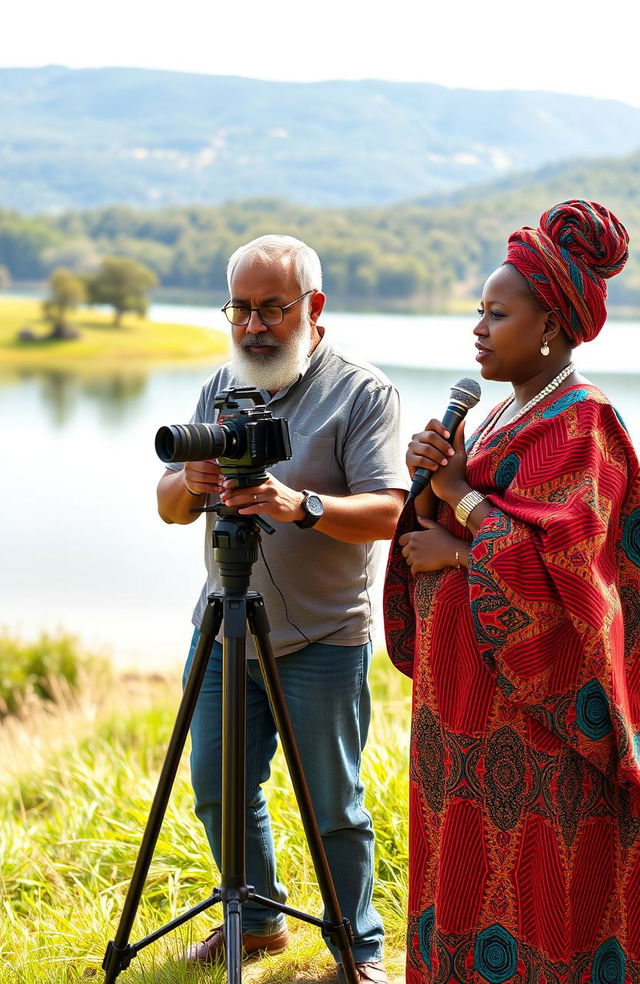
[399,518,468,575]
[157,459,223,524]
[220,475,305,523]
[183,459,224,498]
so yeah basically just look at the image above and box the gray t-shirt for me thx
[168,335,409,657]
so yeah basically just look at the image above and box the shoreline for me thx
[5,285,640,321]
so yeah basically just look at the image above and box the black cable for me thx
[257,538,311,646]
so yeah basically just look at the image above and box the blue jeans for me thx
[184,628,384,963]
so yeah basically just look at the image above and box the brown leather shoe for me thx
[337,961,388,983]
[184,924,289,964]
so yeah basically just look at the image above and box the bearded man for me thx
[157,235,407,983]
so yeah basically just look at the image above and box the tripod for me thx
[102,506,360,984]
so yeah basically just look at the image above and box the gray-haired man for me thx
[157,235,408,983]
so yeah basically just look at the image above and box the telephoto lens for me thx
[155,422,239,462]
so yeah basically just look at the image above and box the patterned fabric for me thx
[384,385,640,984]
[505,200,629,345]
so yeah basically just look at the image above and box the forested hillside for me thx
[1,151,639,309]
[1,66,640,212]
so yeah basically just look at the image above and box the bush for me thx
[0,630,108,717]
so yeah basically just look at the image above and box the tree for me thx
[42,238,102,274]
[86,256,158,325]
[377,256,422,298]
[42,267,86,338]
[0,216,63,279]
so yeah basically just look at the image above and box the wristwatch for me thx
[294,490,324,529]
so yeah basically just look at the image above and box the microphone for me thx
[407,377,482,503]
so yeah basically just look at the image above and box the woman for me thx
[384,200,640,984]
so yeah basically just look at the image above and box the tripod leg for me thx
[225,898,243,984]
[247,595,360,984]
[220,595,251,984]
[103,598,223,983]
[221,608,248,894]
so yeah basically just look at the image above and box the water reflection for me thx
[81,374,148,426]
[3,310,640,670]
[7,369,150,428]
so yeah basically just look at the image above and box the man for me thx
[157,235,407,983]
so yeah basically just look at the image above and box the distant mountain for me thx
[1,66,640,213]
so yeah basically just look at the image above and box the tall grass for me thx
[0,651,410,983]
[0,631,111,717]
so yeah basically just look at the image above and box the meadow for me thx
[0,641,411,984]
[0,297,226,372]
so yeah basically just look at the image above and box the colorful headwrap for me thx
[505,200,629,345]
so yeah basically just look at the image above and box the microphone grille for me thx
[451,377,481,409]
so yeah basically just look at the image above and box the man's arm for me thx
[309,488,406,543]
[220,477,405,543]
[157,459,223,525]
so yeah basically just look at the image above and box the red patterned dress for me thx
[384,384,640,984]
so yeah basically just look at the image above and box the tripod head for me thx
[200,503,272,595]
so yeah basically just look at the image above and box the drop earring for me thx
[541,339,550,357]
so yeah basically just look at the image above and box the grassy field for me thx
[0,651,411,984]
[0,297,228,373]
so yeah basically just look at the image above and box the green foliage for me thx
[85,256,159,324]
[41,266,86,331]
[0,630,108,717]
[41,236,102,274]
[2,148,640,309]
[0,211,63,279]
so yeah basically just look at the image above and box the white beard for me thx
[230,317,313,392]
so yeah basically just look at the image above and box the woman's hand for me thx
[399,518,468,575]
[407,419,469,506]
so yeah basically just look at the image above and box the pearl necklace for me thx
[471,361,576,453]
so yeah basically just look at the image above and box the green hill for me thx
[2,150,639,309]
[1,66,640,212]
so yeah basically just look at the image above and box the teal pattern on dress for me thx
[474,924,518,984]
[576,679,613,741]
[418,906,435,970]
[542,389,589,418]
[495,454,520,491]
[622,508,640,567]
[591,937,626,984]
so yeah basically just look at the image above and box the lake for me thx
[2,304,639,670]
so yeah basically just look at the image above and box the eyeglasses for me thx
[222,290,314,327]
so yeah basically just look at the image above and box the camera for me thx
[155,387,292,487]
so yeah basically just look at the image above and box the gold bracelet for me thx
[185,484,204,497]
[454,489,485,527]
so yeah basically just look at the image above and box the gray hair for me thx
[226,235,323,293]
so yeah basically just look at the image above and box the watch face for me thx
[305,494,323,517]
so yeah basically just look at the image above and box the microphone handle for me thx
[407,402,467,503]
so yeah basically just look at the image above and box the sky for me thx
[3,0,640,108]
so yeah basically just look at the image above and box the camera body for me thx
[155,387,292,487]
